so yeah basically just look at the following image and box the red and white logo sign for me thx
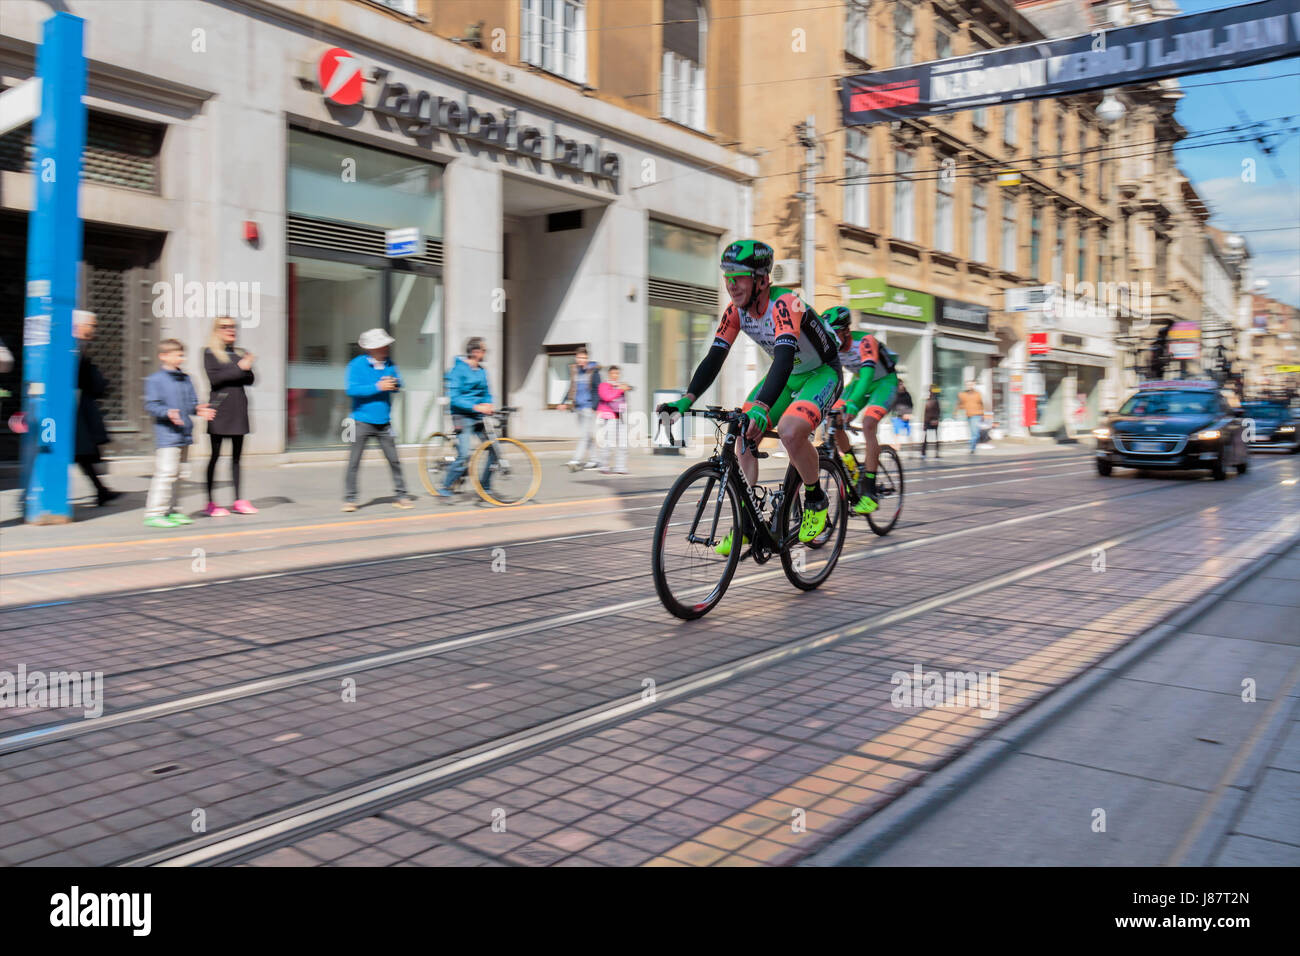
[1028,332,1050,355]
[318,47,365,106]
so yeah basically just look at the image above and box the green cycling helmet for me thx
[720,239,775,277]
[823,305,853,334]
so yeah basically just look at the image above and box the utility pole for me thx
[798,115,816,306]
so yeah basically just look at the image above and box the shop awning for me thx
[1043,348,1112,368]
[935,334,999,355]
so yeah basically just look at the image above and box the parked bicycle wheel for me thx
[417,432,458,497]
[866,445,904,536]
[470,437,541,506]
[652,462,743,620]
[779,459,847,590]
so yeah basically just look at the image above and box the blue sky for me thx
[1168,0,1300,306]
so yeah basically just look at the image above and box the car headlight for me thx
[1093,427,1110,439]
[1196,429,1221,441]
[1278,425,1296,434]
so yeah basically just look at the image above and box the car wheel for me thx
[1211,456,1227,480]
[1096,459,1112,477]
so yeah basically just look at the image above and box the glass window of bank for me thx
[286,129,444,449]
[648,220,722,405]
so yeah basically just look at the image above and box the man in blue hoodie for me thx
[436,336,496,498]
[343,328,417,512]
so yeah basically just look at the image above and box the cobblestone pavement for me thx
[0,449,1296,866]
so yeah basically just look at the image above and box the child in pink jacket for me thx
[596,365,632,474]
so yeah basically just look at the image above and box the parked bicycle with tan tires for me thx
[418,405,541,506]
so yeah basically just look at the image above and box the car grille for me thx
[1113,434,1188,455]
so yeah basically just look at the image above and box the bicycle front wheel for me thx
[866,445,904,536]
[651,462,742,620]
[470,438,541,505]
[417,432,457,497]
[779,458,848,590]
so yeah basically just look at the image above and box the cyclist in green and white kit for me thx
[657,240,843,552]
[823,305,900,515]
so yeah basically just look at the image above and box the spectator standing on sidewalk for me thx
[597,365,632,475]
[559,347,602,471]
[342,328,416,513]
[920,385,942,459]
[890,379,914,449]
[435,336,496,499]
[959,380,985,455]
[73,312,121,507]
[142,339,214,528]
[203,316,257,517]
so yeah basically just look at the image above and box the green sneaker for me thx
[143,515,178,529]
[167,512,194,525]
[798,498,828,542]
[715,529,750,557]
[853,494,878,515]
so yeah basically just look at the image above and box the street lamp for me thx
[1097,91,1126,125]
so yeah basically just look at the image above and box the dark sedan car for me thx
[1093,381,1249,480]
[1241,401,1299,453]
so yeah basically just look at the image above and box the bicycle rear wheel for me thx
[470,438,542,505]
[779,459,847,590]
[652,462,742,620]
[417,432,457,497]
[866,445,904,536]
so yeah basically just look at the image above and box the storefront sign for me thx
[937,297,990,332]
[1275,364,1300,373]
[1169,321,1200,360]
[841,0,1300,125]
[1005,285,1055,313]
[385,227,421,258]
[1028,332,1050,355]
[316,47,621,189]
[847,278,933,323]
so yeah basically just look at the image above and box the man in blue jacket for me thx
[436,336,496,498]
[343,328,416,512]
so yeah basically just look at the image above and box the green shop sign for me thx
[847,278,934,323]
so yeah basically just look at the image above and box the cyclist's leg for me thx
[476,421,494,489]
[779,366,841,541]
[739,375,788,488]
[859,373,897,475]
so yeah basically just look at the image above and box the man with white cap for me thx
[342,328,416,512]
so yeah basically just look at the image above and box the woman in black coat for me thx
[74,313,120,506]
[203,317,256,516]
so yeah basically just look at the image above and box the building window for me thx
[845,0,869,60]
[894,148,915,241]
[1098,226,1108,285]
[1078,123,1088,187]
[894,3,915,66]
[374,0,416,13]
[662,0,706,130]
[1052,218,1064,283]
[936,155,955,252]
[522,0,587,83]
[1099,132,1109,194]
[1004,104,1017,147]
[971,183,987,263]
[971,39,989,130]
[1030,205,1041,277]
[1077,228,1087,282]
[1030,101,1040,156]
[1002,197,1017,272]
[843,127,870,227]
[934,20,953,60]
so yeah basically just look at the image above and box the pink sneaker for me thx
[230,499,259,515]
[205,502,231,517]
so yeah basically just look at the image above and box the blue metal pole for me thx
[21,13,86,524]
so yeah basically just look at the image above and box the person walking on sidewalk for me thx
[342,328,416,513]
[203,316,257,517]
[143,339,214,528]
[73,312,121,507]
[597,365,632,475]
[435,336,496,499]
[920,385,942,459]
[959,380,985,455]
[890,379,914,450]
[559,347,602,471]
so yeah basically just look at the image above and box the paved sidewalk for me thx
[815,541,1300,867]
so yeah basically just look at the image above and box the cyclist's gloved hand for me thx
[658,395,693,417]
[744,404,769,440]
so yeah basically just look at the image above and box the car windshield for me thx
[1243,403,1284,419]
[1119,391,1215,416]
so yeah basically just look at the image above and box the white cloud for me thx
[1197,176,1300,307]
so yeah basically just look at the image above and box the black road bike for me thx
[651,407,848,620]
[821,411,905,537]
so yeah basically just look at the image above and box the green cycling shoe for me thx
[715,529,750,557]
[853,494,878,515]
[798,499,828,542]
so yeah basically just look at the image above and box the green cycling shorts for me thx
[742,363,843,429]
[838,370,899,421]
